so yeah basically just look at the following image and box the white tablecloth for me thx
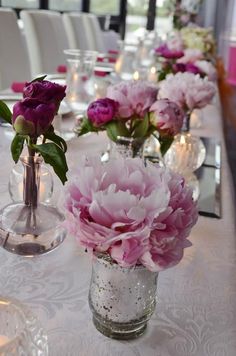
[0,100,235,356]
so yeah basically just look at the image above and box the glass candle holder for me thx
[0,296,48,355]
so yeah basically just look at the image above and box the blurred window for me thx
[90,0,120,15]
[1,0,39,8]
[49,0,82,11]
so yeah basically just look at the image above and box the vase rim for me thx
[94,252,154,272]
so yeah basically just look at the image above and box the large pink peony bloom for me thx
[140,173,198,271]
[64,157,198,271]
[106,81,158,119]
[149,99,184,136]
[158,72,216,111]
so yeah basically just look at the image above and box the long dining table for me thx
[0,95,235,356]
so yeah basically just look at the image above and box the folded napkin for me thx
[94,70,108,77]
[108,50,119,55]
[11,82,26,93]
[57,65,67,73]
[97,56,117,64]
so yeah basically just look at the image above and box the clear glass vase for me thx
[0,296,48,355]
[0,156,66,256]
[8,161,53,204]
[89,253,158,340]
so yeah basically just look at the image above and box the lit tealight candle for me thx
[0,335,9,347]
[148,66,157,82]
[133,71,139,80]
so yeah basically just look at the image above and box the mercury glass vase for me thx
[109,136,145,159]
[0,156,66,256]
[0,296,48,355]
[89,253,158,340]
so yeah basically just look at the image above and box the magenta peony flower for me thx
[12,98,56,136]
[158,72,216,111]
[87,98,118,127]
[149,99,184,136]
[155,44,184,59]
[23,80,66,113]
[64,157,198,271]
[107,81,158,118]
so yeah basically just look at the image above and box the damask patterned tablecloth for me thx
[0,101,235,356]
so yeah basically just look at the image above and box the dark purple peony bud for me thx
[23,80,66,113]
[185,63,202,75]
[87,98,118,127]
[12,98,56,137]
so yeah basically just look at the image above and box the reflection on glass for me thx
[2,0,38,8]
[49,0,82,11]
[90,0,120,15]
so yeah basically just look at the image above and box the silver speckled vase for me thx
[88,253,158,340]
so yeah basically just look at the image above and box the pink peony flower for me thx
[177,48,204,64]
[166,33,184,52]
[87,98,118,127]
[140,172,198,272]
[194,60,217,81]
[106,81,158,118]
[64,157,198,271]
[149,99,184,136]
[158,72,216,111]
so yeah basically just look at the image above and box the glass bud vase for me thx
[89,253,158,340]
[0,156,66,256]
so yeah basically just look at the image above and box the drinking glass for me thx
[64,49,98,115]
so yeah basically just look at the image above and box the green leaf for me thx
[0,100,12,124]
[11,134,26,163]
[32,143,68,184]
[132,114,149,138]
[30,75,47,83]
[158,70,167,81]
[159,135,174,156]
[106,120,129,142]
[78,118,99,136]
[43,131,67,152]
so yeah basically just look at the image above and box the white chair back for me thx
[62,12,93,50]
[20,10,69,77]
[0,8,31,89]
[63,12,106,53]
[85,14,106,53]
